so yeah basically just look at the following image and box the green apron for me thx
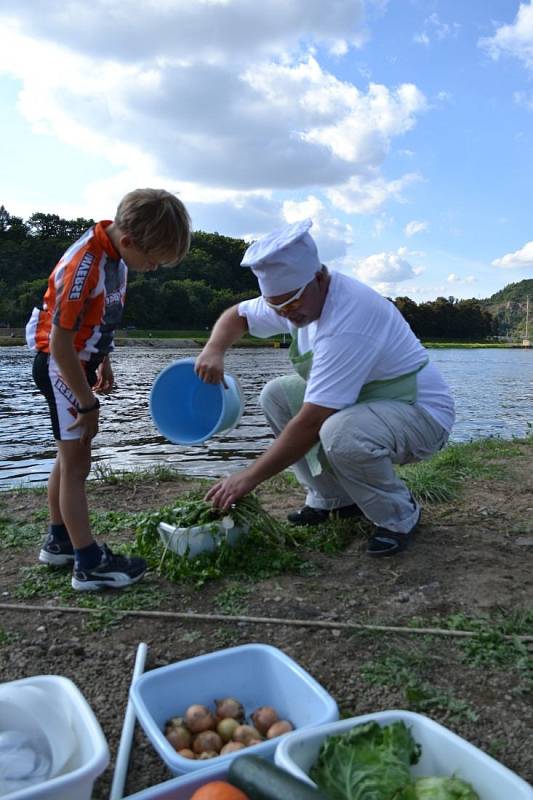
[279,335,428,476]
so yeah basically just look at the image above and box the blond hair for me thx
[115,188,191,265]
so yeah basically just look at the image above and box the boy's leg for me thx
[48,456,63,525]
[39,454,75,565]
[56,439,94,550]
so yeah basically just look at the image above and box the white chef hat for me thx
[241,218,321,296]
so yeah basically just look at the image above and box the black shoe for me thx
[367,511,421,557]
[287,503,362,526]
[39,533,75,567]
[71,544,147,591]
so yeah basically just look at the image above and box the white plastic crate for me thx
[0,675,109,800]
[274,709,533,800]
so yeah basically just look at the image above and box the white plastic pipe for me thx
[109,642,148,800]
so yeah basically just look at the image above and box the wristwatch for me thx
[78,397,101,414]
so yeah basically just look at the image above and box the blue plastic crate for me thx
[130,643,338,774]
[125,764,227,799]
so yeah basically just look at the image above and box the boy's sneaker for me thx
[39,534,75,567]
[71,544,147,591]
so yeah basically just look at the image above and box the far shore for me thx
[0,328,533,350]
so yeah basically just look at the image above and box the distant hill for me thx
[481,278,533,338]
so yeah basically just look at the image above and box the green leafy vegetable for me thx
[310,721,421,800]
[413,776,480,799]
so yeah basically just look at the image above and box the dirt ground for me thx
[0,444,532,798]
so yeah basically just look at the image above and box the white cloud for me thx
[354,248,418,286]
[404,220,427,237]
[328,172,421,214]
[447,273,460,283]
[414,13,460,46]
[514,90,533,109]
[492,241,533,269]
[0,5,427,228]
[480,2,533,70]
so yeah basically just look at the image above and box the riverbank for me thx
[2,334,531,349]
[0,436,531,797]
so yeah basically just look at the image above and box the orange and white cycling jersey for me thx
[26,221,127,361]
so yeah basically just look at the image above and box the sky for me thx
[1,0,533,301]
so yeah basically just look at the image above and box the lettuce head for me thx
[310,720,421,800]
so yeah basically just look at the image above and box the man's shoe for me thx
[71,544,147,591]
[287,503,362,526]
[367,511,421,557]
[39,534,75,567]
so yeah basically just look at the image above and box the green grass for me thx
[213,584,251,615]
[12,565,165,630]
[0,626,11,646]
[92,463,197,485]
[360,650,479,722]
[434,610,533,683]
[398,436,530,504]
[0,520,41,550]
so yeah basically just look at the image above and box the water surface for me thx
[1,346,531,488]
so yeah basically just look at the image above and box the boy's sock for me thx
[74,542,103,571]
[48,523,70,542]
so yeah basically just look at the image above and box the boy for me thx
[26,188,191,590]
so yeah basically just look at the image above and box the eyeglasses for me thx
[263,280,312,315]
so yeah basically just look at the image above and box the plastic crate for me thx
[274,709,533,800]
[0,675,109,800]
[130,643,338,774]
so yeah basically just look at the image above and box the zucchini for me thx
[228,754,327,800]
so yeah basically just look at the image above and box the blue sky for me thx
[1,0,532,301]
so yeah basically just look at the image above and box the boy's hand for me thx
[67,407,99,445]
[195,346,228,387]
[94,357,114,394]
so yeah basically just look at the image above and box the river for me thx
[1,346,532,489]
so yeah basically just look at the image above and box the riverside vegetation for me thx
[2,205,531,339]
[0,435,532,797]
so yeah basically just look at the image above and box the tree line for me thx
[1,206,497,339]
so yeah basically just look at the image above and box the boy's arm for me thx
[195,305,248,385]
[50,326,100,444]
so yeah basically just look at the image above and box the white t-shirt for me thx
[238,271,455,432]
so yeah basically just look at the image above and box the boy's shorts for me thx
[32,352,98,441]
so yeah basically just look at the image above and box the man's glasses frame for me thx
[263,279,313,313]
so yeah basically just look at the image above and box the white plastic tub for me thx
[158,519,248,558]
[0,675,109,800]
[274,709,533,800]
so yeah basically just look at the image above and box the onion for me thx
[220,741,246,755]
[178,748,195,759]
[251,706,279,736]
[165,715,185,732]
[233,724,263,745]
[192,730,223,754]
[266,720,294,739]
[215,697,245,722]
[165,726,192,751]
[198,751,218,759]
[185,704,216,734]
[245,738,263,748]
[217,717,239,742]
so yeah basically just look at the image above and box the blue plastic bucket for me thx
[150,358,244,445]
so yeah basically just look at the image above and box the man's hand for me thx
[195,346,227,387]
[94,357,114,394]
[67,407,99,446]
[205,469,257,510]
